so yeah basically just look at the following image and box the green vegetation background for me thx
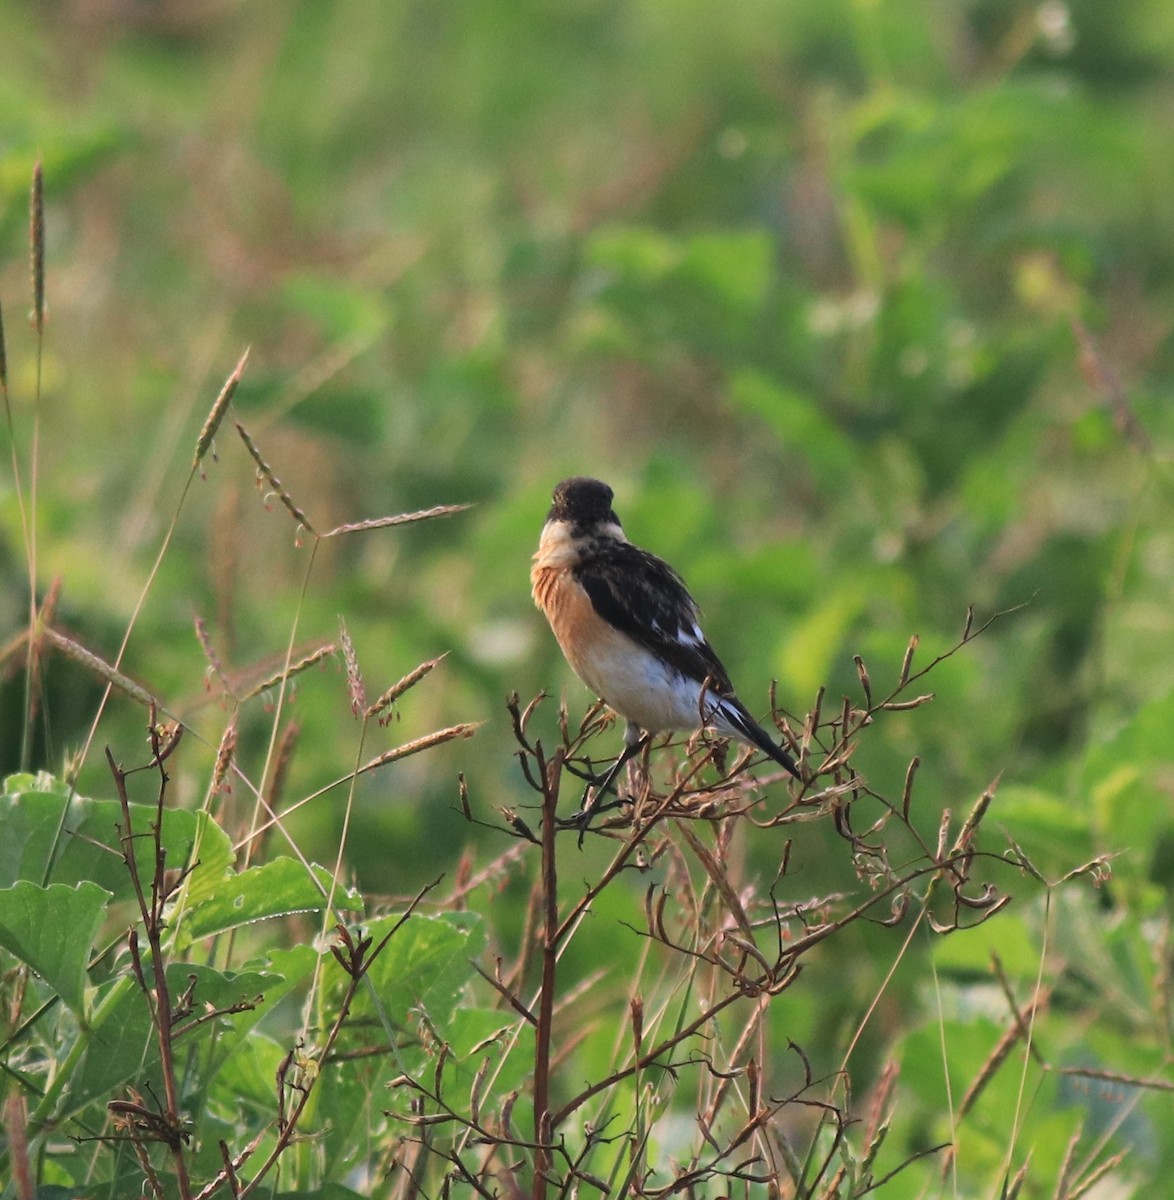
[2,0,1173,1192]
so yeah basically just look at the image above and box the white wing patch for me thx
[649,616,705,647]
[678,621,705,647]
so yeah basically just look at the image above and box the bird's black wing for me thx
[576,539,802,781]
[574,541,735,693]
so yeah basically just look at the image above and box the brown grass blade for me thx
[194,348,250,469]
[323,505,471,537]
[358,723,481,774]
[365,653,447,723]
[0,297,8,394]
[44,627,157,710]
[235,421,316,534]
[239,643,337,702]
[30,162,44,334]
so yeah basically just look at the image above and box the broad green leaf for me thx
[280,271,390,342]
[180,857,362,940]
[61,975,153,1118]
[777,584,866,697]
[1081,690,1174,889]
[66,962,284,1119]
[0,780,77,888]
[585,225,681,282]
[931,912,1040,979]
[729,368,858,488]
[352,911,485,1034]
[2,772,71,795]
[677,230,773,314]
[0,783,210,900]
[995,785,1095,879]
[201,944,319,1082]
[1048,890,1157,1029]
[0,880,110,1016]
[169,813,236,927]
[444,1006,535,1098]
[209,1026,290,1115]
[272,1188,366,1200]
[899,1016,1005,1111]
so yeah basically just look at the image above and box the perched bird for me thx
[531,476,801,788]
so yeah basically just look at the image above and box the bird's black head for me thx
[547,477,622,532]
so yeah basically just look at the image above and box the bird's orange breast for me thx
[531,523,626,700]
[531,560,612,686]
[532,531,706,732]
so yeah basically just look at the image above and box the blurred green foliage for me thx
[2,0,1173,1194]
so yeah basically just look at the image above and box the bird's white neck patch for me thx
[593,520,626,543]
[533,518,628,568]
[533,520,578,568]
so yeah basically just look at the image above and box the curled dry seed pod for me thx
[883,694,934,711]
[899,634,919,686]
[901,756,920,821]
[629,994,643,1056]
[853,655,871,706]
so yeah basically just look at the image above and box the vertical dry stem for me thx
[531,746,564,1200]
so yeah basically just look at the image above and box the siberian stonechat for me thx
[531,477,801,789]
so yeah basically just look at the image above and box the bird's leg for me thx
[624,720,648,795]
[564,722,644,789]
[568,722,649,841]
[588,721,646,804]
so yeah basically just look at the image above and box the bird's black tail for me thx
[710,694,803,782]
[749,724,803,781]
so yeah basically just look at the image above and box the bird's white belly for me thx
[532,560,713,734]
[578,640,707,734]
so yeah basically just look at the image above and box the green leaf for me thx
[0,782,76,889]
[996,785,1095,879]
[931,912,1040,978]
[0,782,211,900]
[1089,759,1164,894]
[170,813,236,922]
[676,230,773,314]
[729,368,859,488]
[272,1187,367,1200]
[201,944,319,1084]
[585,225,681,282]
[0,880,110,1016]
[180,857,362,940]
[353,911,485,1035]
[280,271,391,342]
[211,1027,290,1114]
[777,584,866,697]
[2,772,71,796]
[67,962,285,1119]
[444,1006,535,1097]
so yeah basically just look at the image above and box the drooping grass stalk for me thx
[17,163,46,772]
[999,888,1053,1190]
[239,536,320,871]
[74,349,251,779]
